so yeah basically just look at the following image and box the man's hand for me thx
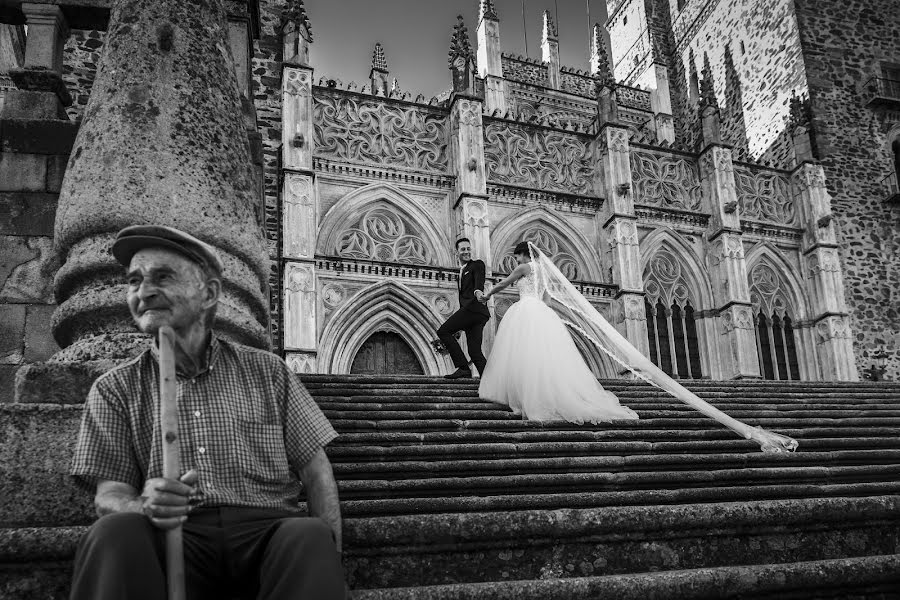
[139,469,199,530]
[475,290,486,303]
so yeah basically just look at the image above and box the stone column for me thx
[51,0,270,360]
[793,162,858,381]
[281,53,318,371]
[476,2,507,114]
[700,144,760,379]
[5,3,71,119]
[650,64,675,144]
[596,124,648,355]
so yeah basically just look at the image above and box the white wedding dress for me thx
[478,268,639,424]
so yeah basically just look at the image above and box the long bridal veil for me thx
[528,242,799,454]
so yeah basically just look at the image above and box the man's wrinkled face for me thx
[126,248,211,334]
[457,241,472,264]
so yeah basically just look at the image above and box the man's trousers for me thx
[69,507,345,600]
[437,308,489,374]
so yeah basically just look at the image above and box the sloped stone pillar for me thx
[596,124,648,356]
[794,162,858,381]
[51,0,270,360]
[700,144,761,379]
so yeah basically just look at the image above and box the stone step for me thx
[317,397,900,409]
[307,387,900,399]
[338,481,900,517]
[350,554,900,600]
[4,497,899,594]
[330,449,900,477]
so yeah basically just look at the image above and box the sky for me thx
[304,0,610,98]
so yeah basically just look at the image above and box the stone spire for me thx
[590,23,614,87]
[282,0,312,66]
[788,89,811,131]
[788,89,816,161]
[542,10,558,41]
[699,52,718,110]
[370,42,389,96]
[52,0,271,358]
[479,0,499,21]
[449,15,476,94]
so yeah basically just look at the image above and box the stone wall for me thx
[559,68,596,98]
[793,0,900,379]
[501,54,548,88]
[62,30,104,122]
[666,0,808,166]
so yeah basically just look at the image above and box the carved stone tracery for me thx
[749,263,793,318]
[643,249,694,308]
[631,150,702,211]
[314,92,448,172]
[334,206,433,265]
[496,227,581,279]
[734,167,795,224]
[483,121,593,195]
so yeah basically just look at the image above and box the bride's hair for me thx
[513,241,530,257]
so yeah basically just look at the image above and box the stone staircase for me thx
[3,374,900,598]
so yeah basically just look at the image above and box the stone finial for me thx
[449,15,477,94]
[590,23,614,87]
[372,42,388,72]
[699,52,718,110]
[542,10,558,42]
[479,0,499,21]
[282,0,312,66]
[788,90,811,131]
[391,77,401,93]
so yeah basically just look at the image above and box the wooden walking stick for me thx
[158,326,186,600]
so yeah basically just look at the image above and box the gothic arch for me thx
[491,206,604,281]
[318,280,451,375]
[744,243,809,320]
[317,183,454,266]
[640,228,714,309]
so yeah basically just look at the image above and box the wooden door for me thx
[350,331,424,375]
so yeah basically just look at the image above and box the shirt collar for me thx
[149,331,221,378]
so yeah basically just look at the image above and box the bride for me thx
[476,242,638,423]
[475,240,799,455]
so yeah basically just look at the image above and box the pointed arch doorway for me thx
[350,330,425,375]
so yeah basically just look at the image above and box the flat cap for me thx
[112,225,224,276]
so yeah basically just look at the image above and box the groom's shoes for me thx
[444,368,472,379]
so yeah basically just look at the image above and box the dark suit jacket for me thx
[458,259,490,319]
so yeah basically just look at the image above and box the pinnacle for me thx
[281,0,312,41]
[372,42,388,72]
[479,0,499,21]
[591,23,613,85]
[542,10,558,40]
[699,52,718,110]
[448,15,475,68]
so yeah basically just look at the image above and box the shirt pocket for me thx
[235,420,291,484]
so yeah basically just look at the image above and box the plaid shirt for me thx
[72,335,337,512]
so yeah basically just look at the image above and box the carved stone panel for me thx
[631,150,702,211]
[283,173,316,259]
[734,167,795,225]
[286,352,316,374]
[749,262,794,318]
[483,121,592,195]
[313,92,448,172]
[284,263,316,351]
[283,67,313,170]
[333,206,434,265]
[643,249,694,308]
[496,227,581,280]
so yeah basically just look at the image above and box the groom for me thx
[438,238,490,379]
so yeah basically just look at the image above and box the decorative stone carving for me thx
[709,235,745,266]
[607,128,629,153]
[428,294,455,316]
[463,198,489,228]
[622,295,647,321]
[794,167,827,192]
[806,249,840,277]
[321,283,346,309]
[314,93,448,172]
[284,69,311,96]
[607,220,639,249]
[286,352,316,374]
[483,122,592,194]
[458,99,481,126]
[496,227,580,279]
[734,167,795,224]
[631,151,702,211]
[284,262,316,350]
[283,173,315,259]
[720,306,755,333]
[816,316,851,343]
[749,263,792,318]
[334,207,433,265]
[643,249,693,307]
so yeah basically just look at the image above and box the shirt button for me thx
[198,447,206,454]
[194,411,201,417]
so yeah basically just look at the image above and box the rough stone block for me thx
[0,153,48,192]
[14,360,115,404]
[0,305,26,365]
[0,365,16,404]
[0,236,55,303]
[0,193,57,236]
[0,89,68,120]
[0,119,78,155]
[45,155,69,193]
[24,305,60,362]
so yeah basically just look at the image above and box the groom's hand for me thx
[475,290,485,302]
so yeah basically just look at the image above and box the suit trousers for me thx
[437,308,489,374]
[69,507,345,600]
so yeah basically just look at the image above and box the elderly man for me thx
[69,225,345,600]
